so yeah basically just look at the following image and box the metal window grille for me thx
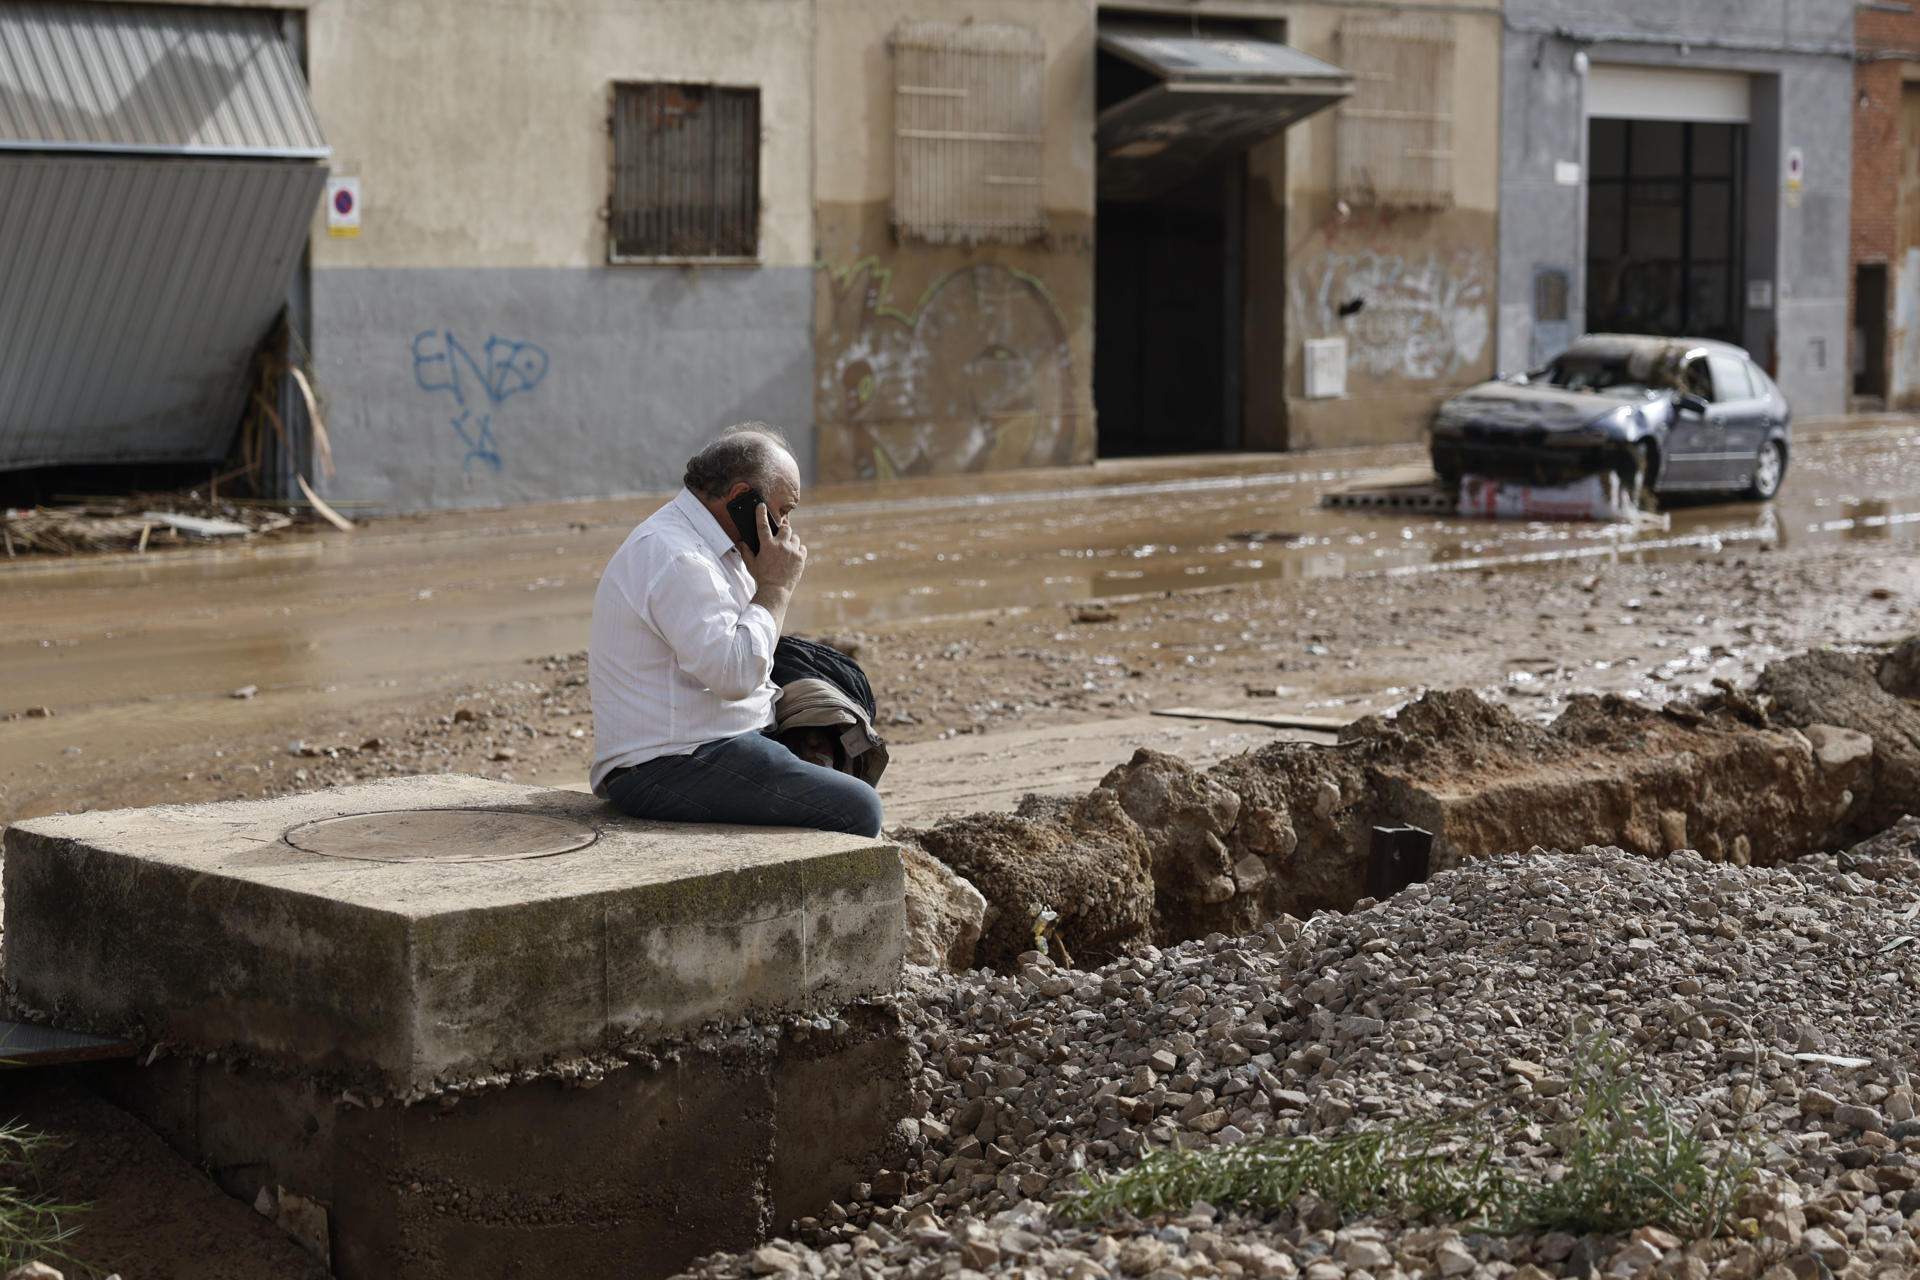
[1334,16,1455,211]
[892,21,1046,245]
[610,83,760,260]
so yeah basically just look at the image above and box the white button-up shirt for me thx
[588,487,780,793]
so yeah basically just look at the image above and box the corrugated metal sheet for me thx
[0,1,326,157]
[610,83,760,260]
[0,155,326,469]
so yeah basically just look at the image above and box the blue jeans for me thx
[603,731,884,837]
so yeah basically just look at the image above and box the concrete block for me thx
[92,1006,909,1280]
[5,775,904,1093]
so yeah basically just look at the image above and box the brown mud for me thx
[4,538,1913,828]
[5,422,1920,825]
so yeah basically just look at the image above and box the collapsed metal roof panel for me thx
[1097,25,1354,202]
[1098,27,1351,84]
[0,1,328,157]
[0,154,326,470]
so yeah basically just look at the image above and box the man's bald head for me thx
[684,424,799,503]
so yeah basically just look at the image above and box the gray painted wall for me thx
[311,267,815,512]
[1497,0,1854,417]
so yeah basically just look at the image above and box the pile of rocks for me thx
[682,820,1920,1279]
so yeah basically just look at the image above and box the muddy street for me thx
[3,419,1919,824]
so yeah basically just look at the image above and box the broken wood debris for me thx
[2,498,301,557]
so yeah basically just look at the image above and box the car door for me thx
[1735,356,1787,451]
[1662,355,1718,488]
[1706,352,1766,487]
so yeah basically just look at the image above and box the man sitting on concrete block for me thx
[588,424,884,837]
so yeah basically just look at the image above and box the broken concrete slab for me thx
[4,774,904,1094]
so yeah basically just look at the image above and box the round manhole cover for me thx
[283,808,598,865]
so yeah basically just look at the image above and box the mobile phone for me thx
[724,488,781,555]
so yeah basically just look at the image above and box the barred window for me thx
[610,83,760,260]
[892,21,1045,245]
[1334,16,1455,210]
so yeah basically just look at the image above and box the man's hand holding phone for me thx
[737,499,805,634]
[742,502,805,593]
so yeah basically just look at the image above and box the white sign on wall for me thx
[1304,337,1348,400]
[326,177,361,238]
[1554,160,1582,186]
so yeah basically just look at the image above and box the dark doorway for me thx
[1856,263,1889,403]
[1586,119,1746,341]
[1095,161,1244,456]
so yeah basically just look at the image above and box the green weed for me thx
[0,1120,85,1272]
[1059,1037,1752,1242]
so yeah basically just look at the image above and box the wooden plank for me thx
[1152,707,1351,732]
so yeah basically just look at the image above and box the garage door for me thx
[0,2,329,471]
[1587,65,1751,124]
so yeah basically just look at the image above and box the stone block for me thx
[5,775,904,1094]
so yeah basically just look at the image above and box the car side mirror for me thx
[1674,393,1709,416]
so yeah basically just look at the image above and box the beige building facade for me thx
[1098,0,1503,456]
[812,0,1098,482]
[35,0,1506,509]
[302,0,820,509]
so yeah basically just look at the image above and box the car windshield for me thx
[1539,355,1659,399]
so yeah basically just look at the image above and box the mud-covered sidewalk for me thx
[3,535,1910,826]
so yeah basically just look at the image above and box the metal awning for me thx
[0,3,328,159]
[1098,26,1353,201]
[0,3,329,474]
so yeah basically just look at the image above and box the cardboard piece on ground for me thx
[1153,706,1351,731]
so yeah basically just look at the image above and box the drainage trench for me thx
[900,639,1920,972]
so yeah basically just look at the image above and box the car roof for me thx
[1564,333,1753,363]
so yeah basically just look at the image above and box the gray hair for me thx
[683,423,793,499]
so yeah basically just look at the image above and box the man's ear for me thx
[721,481,752,504]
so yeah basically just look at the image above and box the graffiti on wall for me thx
[1289,248,1491,382]
[410,330,550,473]
[816,258,1085,480]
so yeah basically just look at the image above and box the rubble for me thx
[679,824,1920,1280]
[1757,648,1920,837]
[1,498,299,556]
[910,792,1155,968]
[902,845,988,971]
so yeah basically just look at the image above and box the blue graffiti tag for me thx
[411,330,550,473]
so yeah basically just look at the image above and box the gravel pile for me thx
[682,820,1920,1279]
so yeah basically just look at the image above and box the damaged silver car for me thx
[1430,334,1790,501]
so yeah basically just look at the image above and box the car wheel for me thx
[1746,440,1785,500]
